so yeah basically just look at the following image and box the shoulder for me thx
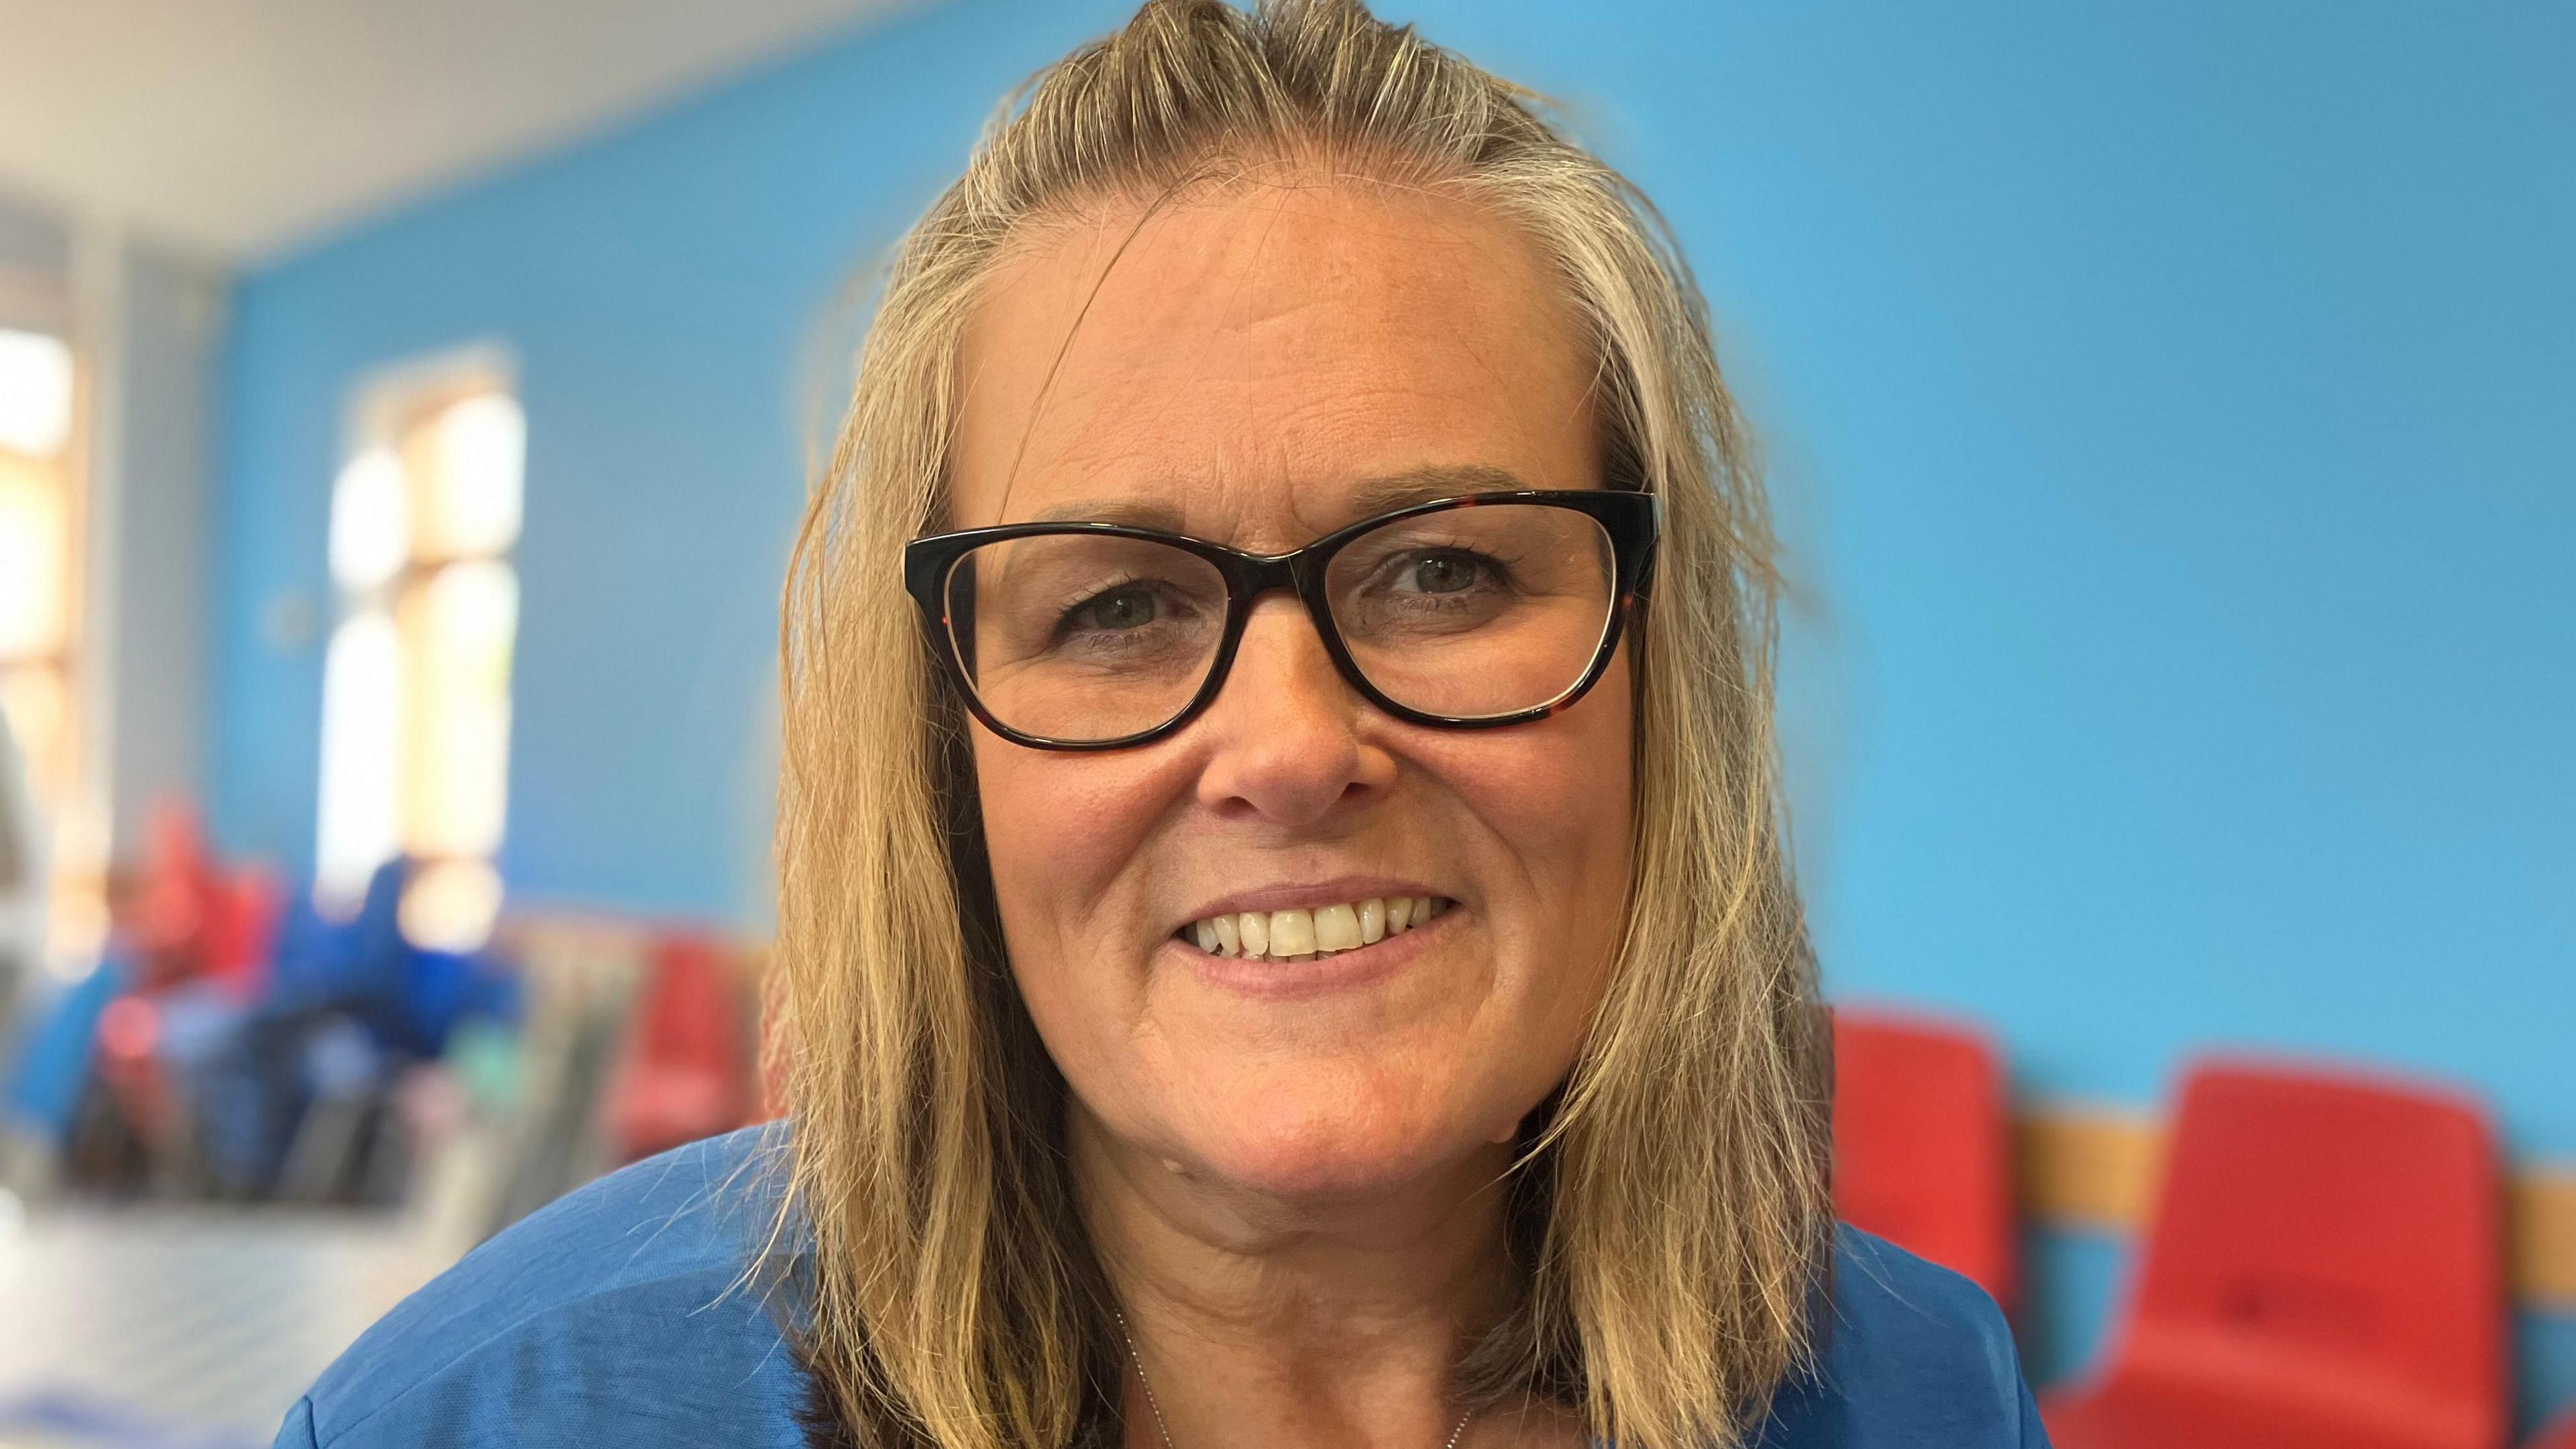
[1754,1226,2050,1448]
[276,1127,810,1449]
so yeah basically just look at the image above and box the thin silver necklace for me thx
[1113,1307,1476,1449]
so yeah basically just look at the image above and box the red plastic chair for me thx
[129,799,225,989]
[124,797,282,999]
[2042,1059,2509,1449]
[201,864,284,1000]
[604,933,755,1163]
[1829,1005,2019,1311]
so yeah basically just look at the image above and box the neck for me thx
[1070,1106,1545,1449]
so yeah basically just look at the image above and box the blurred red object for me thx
[1829,1005,2019,1311]
[97,994,160,1061]
[2042,1059,2509,1449]
[131,800,220,987]
[203,863,284,998]
[93,994,179,1146]
[604,933,755,1163]
[126,798,282,998]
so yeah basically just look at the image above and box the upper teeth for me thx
[1188,896,1447,960]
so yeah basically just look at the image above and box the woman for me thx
[280,3,2043,1446]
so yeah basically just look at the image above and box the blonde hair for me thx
[768,2,1831,1445]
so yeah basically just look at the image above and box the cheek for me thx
[974,738,1136,940]
[1402,648,1635,1042]
[1557,649,1637,842]
[1436,650,1635,888]
[970,731,1189,1044]
[1515,661,1637,1059]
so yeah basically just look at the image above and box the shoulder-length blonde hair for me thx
[768,2,1831,1446]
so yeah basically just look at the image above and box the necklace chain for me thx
[1113,1307,1475,1449]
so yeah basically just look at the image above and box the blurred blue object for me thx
[3,956,129,1144]
[7,856,523,1199]
[303,1018,378,1102]
[182,858,519,1197]
[0,1389,262,1449]
[268,859,517,1059]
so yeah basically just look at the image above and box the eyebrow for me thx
[1028,496,1189,528]
[1339,465,1534,519]
[1022,464,1538,532]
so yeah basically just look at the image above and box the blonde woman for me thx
[280,3,2043,1446]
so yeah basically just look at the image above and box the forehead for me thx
[949,174,1601,543]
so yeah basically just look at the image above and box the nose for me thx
[1191,594,1396,827]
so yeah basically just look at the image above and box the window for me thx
[317,366,523,952]
[0,327,78,833]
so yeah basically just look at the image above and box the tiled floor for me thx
[0,1194,464,1449]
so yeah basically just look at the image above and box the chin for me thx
[1179,1072,1497,1204]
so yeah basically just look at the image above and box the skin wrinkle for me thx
[980,162,1564,547]
[955,174,1617,1447]
[965,248,1578,554]
[987,194,1181,528]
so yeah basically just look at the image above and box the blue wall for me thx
[211,0,2575,1415]
[213,0,1132,921]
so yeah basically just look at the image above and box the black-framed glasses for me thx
[904,489,1660,751]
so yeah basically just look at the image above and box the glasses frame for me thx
[903,488,1662,751]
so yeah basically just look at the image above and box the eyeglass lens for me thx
[943,503,1619,743]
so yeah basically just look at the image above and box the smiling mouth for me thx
[1173,896,1454,962]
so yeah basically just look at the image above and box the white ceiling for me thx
[0,0,922,261]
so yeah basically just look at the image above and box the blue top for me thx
[275,1129,2049,1448]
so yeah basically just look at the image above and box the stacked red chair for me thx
[604,932,755,1163]
[1830,1005,2019,1312]
[200,863,284,1000]
[96,801,287,1165]
[129,800,225,989]
[126,799,284,998]
[2043,1059,2510,1449]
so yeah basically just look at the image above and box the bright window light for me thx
[0,455,68,659]
[321,365,522,938]
[315,610,403,910]
[405,560,517,859]
[0,668,66,826]
[0,331,74,460]
[400,856,502,953]
[417,392,523,559]
[329,447,409,592]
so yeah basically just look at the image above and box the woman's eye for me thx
[1402,551,1491,595]
[1069,583,1163,631]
